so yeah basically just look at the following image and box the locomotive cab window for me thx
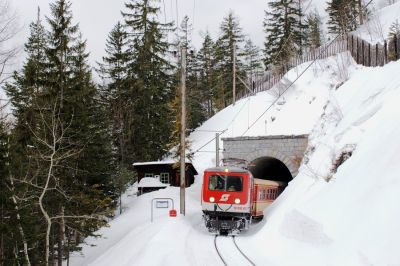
[208,174,243,192]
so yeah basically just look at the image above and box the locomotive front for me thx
[201,166,252,235]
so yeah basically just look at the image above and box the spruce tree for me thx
[243,39,263,89]
[388,19,400,38]
[263,0,305,70]
[98,22,131,166]
[214,11,245,107]
[46,2,114,260]
[326,0,358,35]
[304,11,323,49]
[122,0,175,161]
[98,21,134,214]
[4,11,49,264]
[197,31,216,117]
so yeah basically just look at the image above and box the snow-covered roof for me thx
[132,160,192,166]
[137,177,168,188]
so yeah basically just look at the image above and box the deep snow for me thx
[66,51,400,265]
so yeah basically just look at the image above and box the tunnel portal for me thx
[248,157,293,183]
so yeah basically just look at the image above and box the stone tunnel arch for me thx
[248,156,293,183]
[222,135,308,179]
[246,149,298,180]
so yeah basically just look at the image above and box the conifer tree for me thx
[4,9,50,265]
[326,0,358,35]
[263,0,305,70]
[264,0,306,68]
[98,22,131,167]
[98,21,134,214]
[242,39,263,89]
[304,11,323,49]
[122,0,175,161]
[5,1,114,263]
[197,31,216,117]
[214,11,245,107]
[45,2,114,261]
[388,19,400,38]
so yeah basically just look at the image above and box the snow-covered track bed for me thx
[214,235,256,266]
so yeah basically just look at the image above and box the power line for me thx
[191,0,374,156]
[175,0,179,25]
[190,97,252,155]
[192,0,196,28]
[162,0,167,24]
[241,0,374,137]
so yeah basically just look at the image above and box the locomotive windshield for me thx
[208,174,243,192]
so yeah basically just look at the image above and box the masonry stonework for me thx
[222,135,309,177]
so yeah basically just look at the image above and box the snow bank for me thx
[69,53,400,266]
[245,59,400,266]
[138,177,168,188]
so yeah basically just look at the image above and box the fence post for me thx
[368,43,371,67]
[376,44,378,67]
[384,40,388,64]
[397,35,400,60]
[394,34,398,60]
[357,38,360,64]
[361,40,365,65]
[350,36,352,58]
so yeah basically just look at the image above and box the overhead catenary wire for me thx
[190,0,373,157]
[190,97,252,156]
[175,0,179,25]
[241,0,374,137]
[162,0,167,24]
[192,0,196,28]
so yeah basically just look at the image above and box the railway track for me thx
[214,235,256,266]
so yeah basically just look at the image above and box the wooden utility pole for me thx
[233,44,236,106]
[215,133,219,167]
[180,47,187,216]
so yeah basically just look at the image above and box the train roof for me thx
[204,166,250,173]
[253,178,287,186]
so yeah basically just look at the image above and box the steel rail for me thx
[214,235,228,266]
[232,236,256,266]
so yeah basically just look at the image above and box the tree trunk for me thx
[39,147,56,266]
[9,177,31,266]
[57,206,65,266]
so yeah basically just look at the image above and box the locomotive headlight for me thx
[235,198,241,204]
[209,197,215,203]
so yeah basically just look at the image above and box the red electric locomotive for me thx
[201,165,286,235]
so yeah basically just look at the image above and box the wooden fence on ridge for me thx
[233,33,400,103]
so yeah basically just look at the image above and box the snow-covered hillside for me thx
[66,49,400,265]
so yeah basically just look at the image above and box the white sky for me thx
[11,0,267,69]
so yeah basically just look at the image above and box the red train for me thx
[201,166,286,235]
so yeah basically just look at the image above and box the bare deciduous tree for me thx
[0,0,20,85]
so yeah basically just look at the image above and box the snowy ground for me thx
[67,50,400,266]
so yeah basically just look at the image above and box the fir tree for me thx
[197,31,216,117]
[214,11,245,107]
[263,0,305,70]
[97,21,135,214]
[5,1,114,263]
[388,19,400,39]
[242,39,263,89]
[326,0,358,35]
[304,11,323,49]
[122,0,175,161]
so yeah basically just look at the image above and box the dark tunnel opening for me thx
[248,157,293,183]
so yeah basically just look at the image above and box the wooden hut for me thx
[133,161,198,193]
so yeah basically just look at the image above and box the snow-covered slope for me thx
[356,1,400,44]
[67,50,400,266]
